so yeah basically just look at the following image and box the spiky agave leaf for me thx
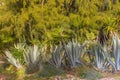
[94,45,106,69]
[112,34,120,70]
[23,45,43,73]
[64,41,87,68]
[50,44,64,68]
[102,45,116,71]
[4,50,22,69]
[88,42,109,71]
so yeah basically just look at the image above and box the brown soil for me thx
[0,74,10,80]
[0,55,10,80]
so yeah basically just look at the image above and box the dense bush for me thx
[0,0,120,50]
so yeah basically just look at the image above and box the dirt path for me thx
[53,74,119,80]
[0,55,10,80]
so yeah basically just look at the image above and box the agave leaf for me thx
[50,44,64,68]
[5,50,22,69]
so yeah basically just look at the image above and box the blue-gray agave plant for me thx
[88,42,111,71]
[23,45,44,73]
[88,40,117,71]
[4,50,22,69]
[103,34,120,71]
[112,34,120,70]
[93,44,106,69]
[64,41,87,68]
[97,34,120,71]
[102,44,116,71]
[50,44,64,68]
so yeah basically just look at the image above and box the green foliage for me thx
[75,66,103,79]
[38,63,65,78]
[1,0,120,78]
[0,0,120,49]
[10,43,26,64]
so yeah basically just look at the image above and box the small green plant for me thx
[14,43,26,50]
[11,43,26,64]
[74,66,103,80]
[38,63,65,78]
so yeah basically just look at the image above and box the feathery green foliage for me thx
[0,0,120,49]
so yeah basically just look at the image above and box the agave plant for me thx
[102,34,120,71]
[4,50,22,69]
[111,34,120,70]
[88,41,116,71]
[49,44,64,68]
[23,45,44,73]
[93,44,106,69]
[88,41,113,71]
[102,45,116,71]
[64,41,87,68]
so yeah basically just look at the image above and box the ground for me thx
[0,55,120,80]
